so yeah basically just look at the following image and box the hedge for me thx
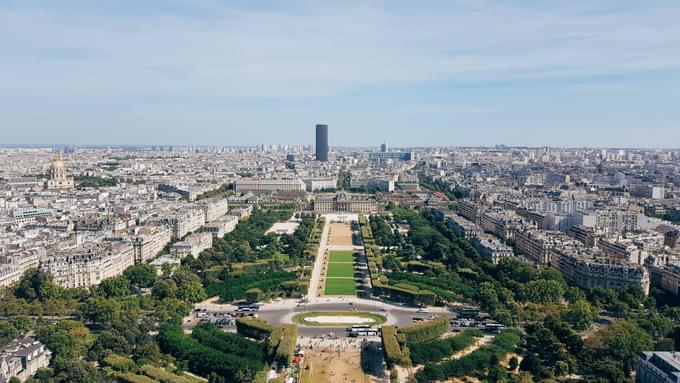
[139,365,190,383]
[398,316,449,344]
[372,279,436,306]
[381,326,403,367]
[236,317,275,340]
[274,324,298,366]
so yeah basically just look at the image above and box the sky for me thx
[1,0,680,148]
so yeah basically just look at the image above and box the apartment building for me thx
[0,337,51,383]
[479,210,519,241]
[170,232,212,259]
[0,248,41,287]
[471,232,514,264]
[40,241,135,288]
[598,238,645,265]
[196,198,229,223]
[458,200,483,225]
[446,214,482,240]
[568,224,599,247]
[515,229,572,265]
[149,207,206,239]
[131,226,172,264]
[550,245,650,295]
[203,215,239,238]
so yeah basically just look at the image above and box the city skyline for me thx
[1,0,680,147]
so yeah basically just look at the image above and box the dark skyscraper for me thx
[315,124,328,162]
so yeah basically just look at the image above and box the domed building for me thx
[45,152,74,189]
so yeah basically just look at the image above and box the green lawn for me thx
[292,311,387,327]
[327,262,355,278]
[324,278,357,295]
[329,251,355,263]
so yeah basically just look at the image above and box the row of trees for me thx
[157,324,263,382]
[415,330,521,382]
[409,329,483,365]
[205,271,298,302]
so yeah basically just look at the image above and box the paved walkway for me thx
[308,217,331,302]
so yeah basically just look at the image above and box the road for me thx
[256,297,447,338]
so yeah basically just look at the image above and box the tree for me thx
[522,279,564,304]
[587,358,627,383]
[15,269,61,302]
[0,321,19,346]
[81,297,122,325]
[563,300,596,330]
[594,319,654,374]
[153,279,178,300]
[97,276,130,298]
[37,320,92,363]
[8,315,32,333]
[477,282,500,312]
[177,280,207,303]
[133,341,163,366]
[155,298,192,324]
[53,360,102,383]
[8,377,20,383]
[123,264,157,288]
[87,331,131,361]
[34,367,54,383]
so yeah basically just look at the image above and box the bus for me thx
[237,304,260,312]
[348,328,379,337]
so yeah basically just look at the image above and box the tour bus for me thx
[348,328,379,337]
[237,304,260,312]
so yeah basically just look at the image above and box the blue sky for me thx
[1,0,679,148]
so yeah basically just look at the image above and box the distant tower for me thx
[315,124,329,162]
[380,142,388,153]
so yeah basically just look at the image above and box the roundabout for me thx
[292,311,387,327]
